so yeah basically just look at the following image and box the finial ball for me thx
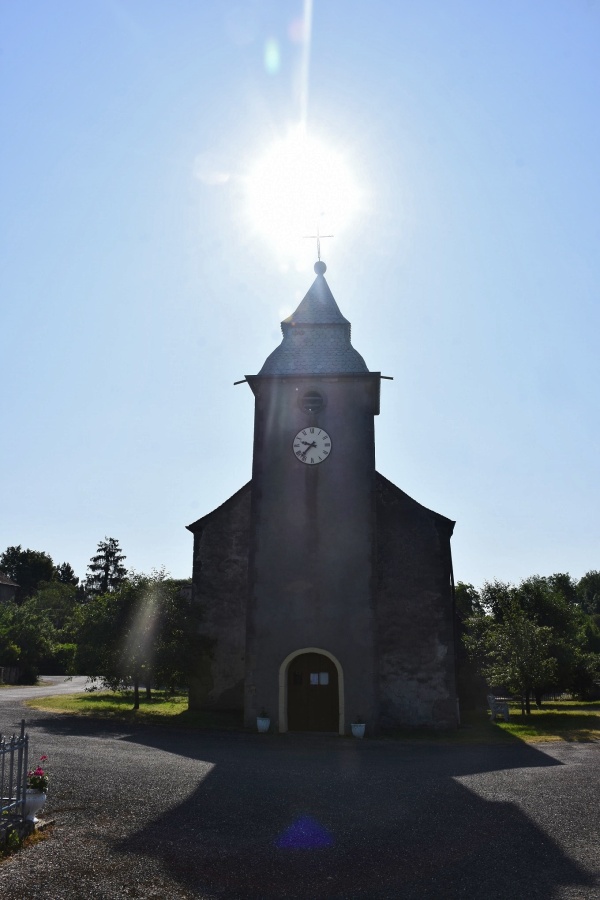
[314,260,327,275]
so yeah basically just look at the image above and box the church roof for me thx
[186,481,252,533]
[0,571,18,587]
[257,264,369,376]
[282,272,349,326]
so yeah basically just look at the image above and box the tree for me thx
[85,537,127,597]
[6,603,57,683]
[54,562,79,586]
[75,571,202,707]
[454,582,487,709]
[577,571,600,616]
[0,546,55,602]
[454,582,485,621]
[26,582,79,639]
[464,597,557,714]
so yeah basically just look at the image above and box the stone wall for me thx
[375,473,458,729]
[187,483,251,711]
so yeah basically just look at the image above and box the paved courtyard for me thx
[1,683,599,899]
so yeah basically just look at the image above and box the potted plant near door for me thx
[351,717,365,739]
[256,708,271,733]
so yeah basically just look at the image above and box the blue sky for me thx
[1,1,599,588]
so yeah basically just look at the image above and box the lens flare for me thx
[275,815,334,849]
[245,126,361,262]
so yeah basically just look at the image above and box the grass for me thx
[384,700,600,744]
[26,693,600,743]
[1,825,52,862]
[493,700,600,743]
[394,700,600,744]
[26,690,243,730]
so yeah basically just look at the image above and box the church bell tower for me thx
[187,258,458,733]
[244,260,381,733]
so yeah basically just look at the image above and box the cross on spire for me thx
[303,222,333,261]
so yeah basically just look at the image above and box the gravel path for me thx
[1,694,598,899]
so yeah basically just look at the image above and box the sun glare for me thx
[245,127,361,263]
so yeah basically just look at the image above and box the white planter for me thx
[23,789,47,823]
[351,723,365,738]
[256,716,270,733]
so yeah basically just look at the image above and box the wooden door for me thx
[287,653,339,732]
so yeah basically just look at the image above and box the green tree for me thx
[85,537,127,597]
[0,603,20,668]
[454,582,484,621]
[454,582,486,709]
[154,579,202,694]
[577,571,600,616]
[464,598,557,714]
[7,604,57,683]
[54,562,79,586]
[75,571,201,708]
[475,575,598,702]
[516,575,583,702]
[26,582,79,639]
[0,546,55,602]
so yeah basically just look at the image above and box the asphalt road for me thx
[0,689,598,899]
[0,675,90,705]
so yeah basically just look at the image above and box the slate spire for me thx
[258,262,369,376]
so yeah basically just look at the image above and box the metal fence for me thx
[0,719,28,829]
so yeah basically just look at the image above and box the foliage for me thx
[464,573,600,710]
[75,571,199,705]
[24,581,79,638]
[84,537,127,597]
[453,582,487,709]
[454,582,484,621]
[465,597,557,714]
[27,755,49,793]
[53,562,79,585]
[0,578,83,678]
[6,604,57,683]
[0,546,55,602]
[577,570,600,616]
[2,827,22,857]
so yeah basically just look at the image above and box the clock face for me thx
[292,427,332,465]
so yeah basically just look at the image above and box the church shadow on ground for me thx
[101,727,596,900]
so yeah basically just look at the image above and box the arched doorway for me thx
[284,650,340,732]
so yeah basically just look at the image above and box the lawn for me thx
[27,690,243,730]
[493,700,600,743]
[27,693,600,743]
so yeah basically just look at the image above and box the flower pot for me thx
[351,723,365,738]
[256,716,270,733]
[23,788,47,823]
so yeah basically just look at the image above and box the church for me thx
[187,261,459,733]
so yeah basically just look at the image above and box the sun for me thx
[245,126,361,263]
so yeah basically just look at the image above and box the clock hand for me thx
[301,441,317,456]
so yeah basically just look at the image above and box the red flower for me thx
[40,755,48,761]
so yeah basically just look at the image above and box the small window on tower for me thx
[310,672,319,685]
[300,391,324,414]
[319,672,329,685]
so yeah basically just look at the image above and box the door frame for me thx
[279,647,344,734]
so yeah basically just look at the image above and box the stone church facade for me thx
[187,263,458,732]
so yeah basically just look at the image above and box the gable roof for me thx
[186,481,252,533]
[0,571,18,587]
[375,472,455,535]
